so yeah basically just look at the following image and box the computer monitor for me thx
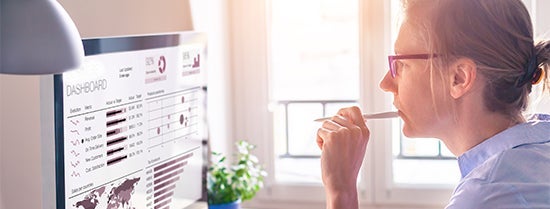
[54,32,207,209]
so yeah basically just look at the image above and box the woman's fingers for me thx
[316,128,328,150]
[317,115,355,150]
[335,106,370,140]
[337,106,368,129]
[316,106,371,194]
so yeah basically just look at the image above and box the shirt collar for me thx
[457,114,550,178]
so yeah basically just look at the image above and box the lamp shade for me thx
[1,0,84,74]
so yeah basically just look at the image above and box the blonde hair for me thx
[403,0,550,122]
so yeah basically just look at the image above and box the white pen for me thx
[313,111,399,122]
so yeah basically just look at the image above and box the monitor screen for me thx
[54,32,207,209]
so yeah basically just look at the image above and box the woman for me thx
[316,0,550,208]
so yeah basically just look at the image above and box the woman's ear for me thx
[450,58,477,99]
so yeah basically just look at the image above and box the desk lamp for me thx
[1,0,83,74]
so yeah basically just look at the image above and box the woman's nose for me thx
[379,70,396,93]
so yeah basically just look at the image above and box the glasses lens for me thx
[390,59,397,77]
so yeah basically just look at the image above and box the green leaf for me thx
[207,140,267,205]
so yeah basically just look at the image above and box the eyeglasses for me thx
[388,54,438,78]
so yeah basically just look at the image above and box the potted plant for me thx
[207,140,267,209]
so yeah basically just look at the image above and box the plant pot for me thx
[208,199,241,209]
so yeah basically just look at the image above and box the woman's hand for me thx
[316,106,370,209]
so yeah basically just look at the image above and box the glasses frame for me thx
[388,54,438,78]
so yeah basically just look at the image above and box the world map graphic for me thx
[74,177,141,209]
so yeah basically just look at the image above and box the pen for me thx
[313,111,399,122]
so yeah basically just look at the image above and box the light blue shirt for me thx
[446,114,550,209]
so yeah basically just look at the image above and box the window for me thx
[230,0,550,208]
[527,0,550,114]
[270,0,360,184]
[270,0,460,189]
[232,0,457,207]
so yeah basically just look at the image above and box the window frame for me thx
[230,0,457,208]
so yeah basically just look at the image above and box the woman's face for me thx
[379,20,451,138]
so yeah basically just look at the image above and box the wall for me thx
[188,0,233,160]
[58,0,193,38]
[0,75,44,209]
[0,112,1,209]
[0,90,2,209]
